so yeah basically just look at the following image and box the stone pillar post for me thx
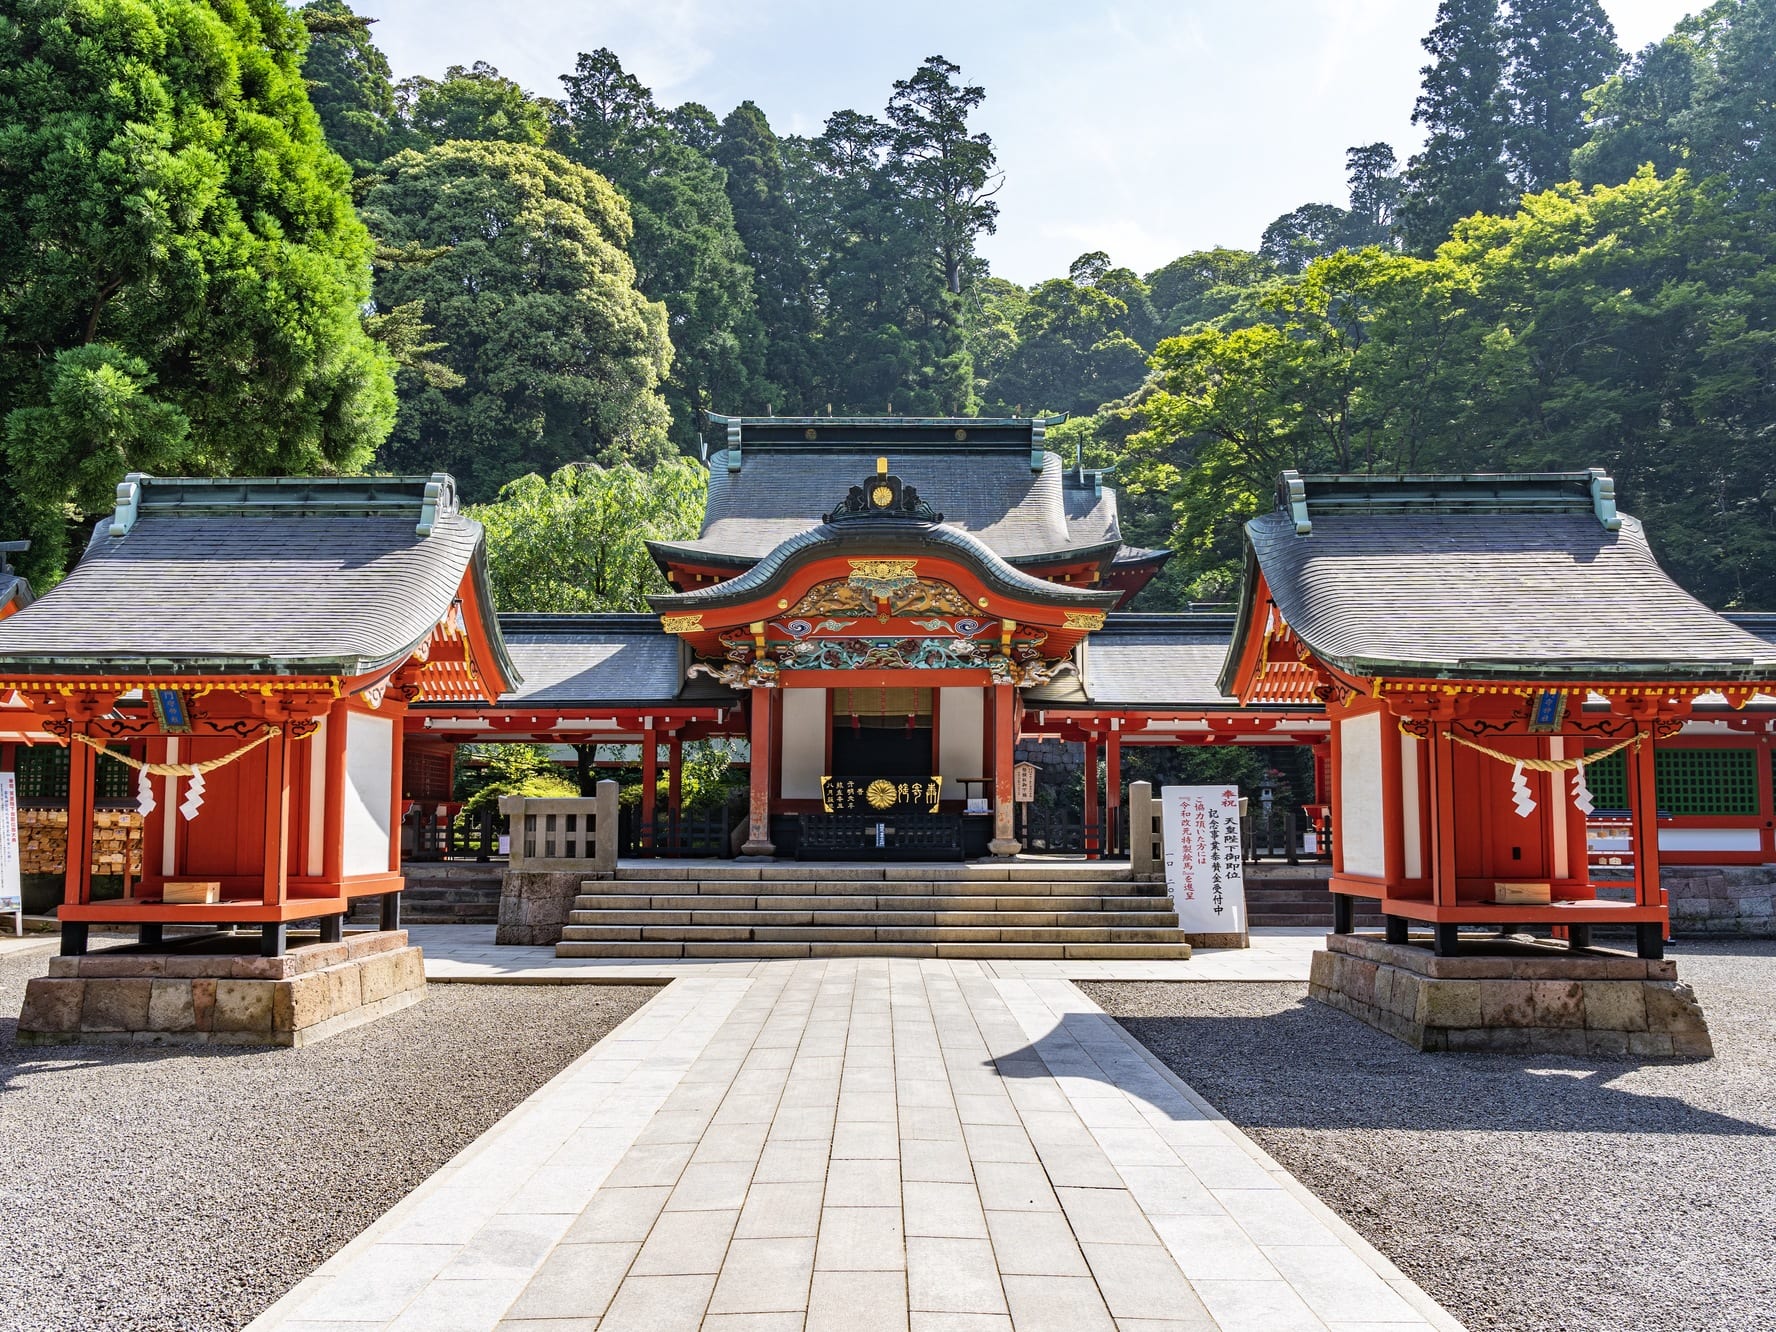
[1129,781,1155,878]
[989,682,1021,857]
[743,687,776,856]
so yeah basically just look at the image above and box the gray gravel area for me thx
[1085,940,1776,1332]
[0,943,656,1332]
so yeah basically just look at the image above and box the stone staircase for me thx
[555,862,1190,960]
[1244,868,1381,928]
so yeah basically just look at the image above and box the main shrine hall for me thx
[2,415,1775,970]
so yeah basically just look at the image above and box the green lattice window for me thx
[12,745,134,800]
[1584,746,1760,817]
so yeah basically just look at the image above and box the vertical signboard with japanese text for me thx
[1160,785,1248,934]
[0,772,20,934]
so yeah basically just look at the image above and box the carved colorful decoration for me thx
[1062,610,1106,631]
[788,576,976,620]
[660,613,704,634]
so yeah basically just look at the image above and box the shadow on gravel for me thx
[994,999,1775,1139]
[0,1014,272,1096]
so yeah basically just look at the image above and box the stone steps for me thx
[597,878,1169,899]
[570,893,1171,914]
[554,939,1193,960]
[567,908,1177,930]
[559,868,1188,959]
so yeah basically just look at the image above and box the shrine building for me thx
[3,419,1776,976]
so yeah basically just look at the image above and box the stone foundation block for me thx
[1309,933,1713,1059]
[17,931,424,1048]
[497,870,587,946]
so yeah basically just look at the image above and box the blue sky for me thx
[366,0,1698,285]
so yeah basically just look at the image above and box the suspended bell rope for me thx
[69,727,282,822]
[1447,730,1641,820]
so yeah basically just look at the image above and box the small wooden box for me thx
[162,880,222,905]
[1493,881,1552,905]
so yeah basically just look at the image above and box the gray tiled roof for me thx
[659,449,1120,565]
[1242,496,1776,682]
[1025,615,1245,708]
[0,474,514,682]
[491,615,703,705]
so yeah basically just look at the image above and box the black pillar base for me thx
[1567,924,1592,951]
[137,922,163,947]
[60,922,89,957]
[1384,914,1408,946]
[379,892,401,932]
[318,914,343,944]
[1636,921,1665,961]
[1433,922,1460,957]
[260,923,287,958]
[1332,893,1354,935]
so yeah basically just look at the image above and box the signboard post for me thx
[1160,785,1248,937]
[0,772,20,936]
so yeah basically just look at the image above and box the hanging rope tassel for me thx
[179,770,206,822]
[1510,761,1537,819]
[1571,761,1596,816]
[135,766,156,819]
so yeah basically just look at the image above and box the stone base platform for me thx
[17,929,424,1047]
[1309,932,1713,1058]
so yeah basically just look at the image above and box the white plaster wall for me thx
[342,711,392,875]
[305,717,327,878]
[1661,828,1763,852]
[1400,729,1422,879]
[938,688,985,787]
[780,688,826,799]
[1339,710,1386,877]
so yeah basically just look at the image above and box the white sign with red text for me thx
[1160,785,1247,934]
[0,772,20,934]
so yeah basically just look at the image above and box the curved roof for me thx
[656,449,1119,566]
[1231,472,1776,685]
[0,474,517,686]
[650,517,1122,616]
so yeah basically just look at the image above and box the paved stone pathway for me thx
[251,957,1460,1332]
[412,925,1327,984]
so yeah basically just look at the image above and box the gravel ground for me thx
[0,944,656,1332]
[1085,940,1776,1332]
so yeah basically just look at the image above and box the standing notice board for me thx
[1160,785,1248,934]
[0,772,20,935]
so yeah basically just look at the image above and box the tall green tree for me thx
[1342,142,1402,246]
[1500,0,1622,191]
[470,459,705,612]
[558,49,765,446]
[1575,0,1776,209]
[716,101,818,410]
[0,0,395,580]
[800,105,974,414]
[885,55,1001,296]
[1145,249,1275,334]
[363,140,672,497]
[298,0,394,174]
[1399,0,1513,253]
[394,61,551,150]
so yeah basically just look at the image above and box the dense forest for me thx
[1,0,1773,610]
